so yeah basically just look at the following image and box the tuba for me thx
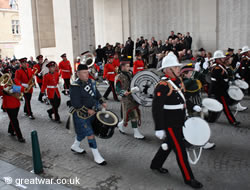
[0,72,23,100]
[81,52,98,79]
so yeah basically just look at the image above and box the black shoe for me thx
[24,112,29,117]
[231,121,240,126]
[98,161,107,166]
[9,132,16,136]
[55,120,62,124]
[18,138,26,143]
[150,167,169,174]
[104,97,109,100]
[47,110,52,119]
[29,115,35,120]
[185,179,203,189]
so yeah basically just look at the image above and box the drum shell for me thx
[91,111,118,139]
[202,98,223,123]
[204,111,222,123]
[227,85,244,106]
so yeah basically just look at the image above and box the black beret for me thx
[61,53,66,58]
[19,57,27,63]
[46,61,56,68]
[77,64,88,71]
[199,48,205,52]
[36,55,43,60]
[227,48,234,52]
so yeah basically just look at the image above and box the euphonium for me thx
[0,72,23,100]
[24,67,38,93]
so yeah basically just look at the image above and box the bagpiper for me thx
[115,59,145,139]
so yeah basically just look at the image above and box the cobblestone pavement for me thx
[0,84,250,190]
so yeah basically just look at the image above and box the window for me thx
[11,20,20,34]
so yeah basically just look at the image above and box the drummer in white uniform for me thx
[150,52,203,189]
[180,64,216,149]
[208,50,240,126]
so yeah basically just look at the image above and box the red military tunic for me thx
[112,58,120,68]
[33,63,43,83]
[15,68,34,93]
[41,72,60,99]
[103,63,116,82]
[133,59,144,75]
[59,60,72,79]
[0,83,24,109]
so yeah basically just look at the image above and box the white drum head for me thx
[202,98,223,112]
[228,85,244,101]
[183,117,211,146]
[234,79,249,90]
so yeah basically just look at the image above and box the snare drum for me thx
[202,98,223,123]
[183,117,211,164]
[227,85,244,105]
[92,110,118,139]
[234,79,249,90]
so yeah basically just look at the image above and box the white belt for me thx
[47,86,57,88]
[211,77,216,81]
[22,83,28,85]
[224,79,228,82]
[107,72,115,74]
[163,104,184,110]
[137,67,144,69]
[62,70,70,72]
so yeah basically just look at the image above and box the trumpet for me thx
[0,72,23,100]
[24,67,38,93]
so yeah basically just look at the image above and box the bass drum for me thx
[92,110,118,139]
[202,98,223,123]
[227,85,244,105]
[183,117,211,165]
[130,69,163,107]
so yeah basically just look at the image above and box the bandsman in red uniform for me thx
[33,55,44,103]
[41,61,61,123]
[0,71,26,142]
[58,53,72,95]
[103,55,118,101]
[112,53,120,72]
[15,57,35,119]
[133,52,145,75]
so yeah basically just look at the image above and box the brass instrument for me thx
[81,52,98,79]
[0,72,23,100]
[24,67,38,93]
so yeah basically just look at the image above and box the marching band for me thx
[0,42,249,189]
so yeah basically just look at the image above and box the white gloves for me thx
[131,86,140,94]
[22,83,29,88]
[155,130,166,140]
[193,105,202,112]
[203,61,209,70]
[3,86,11,92]
[42,96,47,101]
[194,62,201,71]
[236,62,241,69]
